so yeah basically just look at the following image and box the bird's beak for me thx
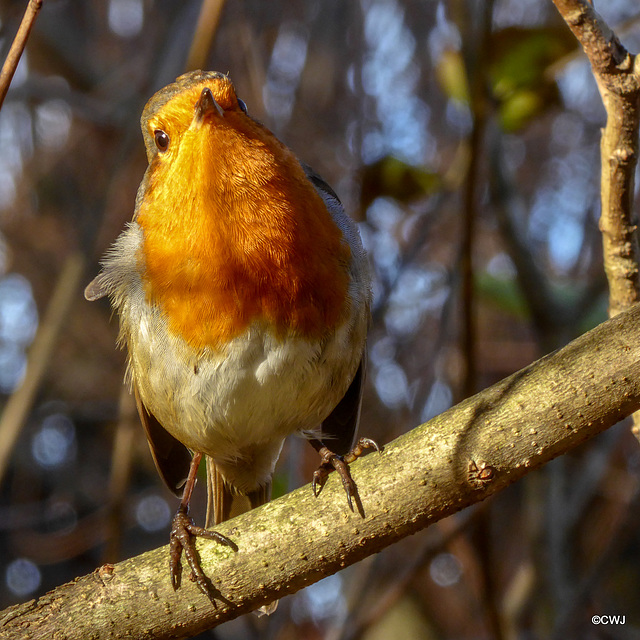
[193,87,224,125]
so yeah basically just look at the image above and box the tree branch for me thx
[0,0,43,110]
[552,0,640,314]
[551,0,640,433]
[460,0,494,399]
[185,0,226,72]
[3,302,640,639]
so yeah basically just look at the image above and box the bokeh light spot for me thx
[6,558,41,597]
[108,0,144,38]
[430,552,463,587]
[135,495,171,532]
[31,413,76,468]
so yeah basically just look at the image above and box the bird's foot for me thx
[312,437,382,514]
[169,504,238,603]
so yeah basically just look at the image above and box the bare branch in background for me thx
[0,0,43,110]
[185,0,227,72]
[459,0,494,400]
[0,253,85,485]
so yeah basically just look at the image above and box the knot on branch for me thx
[613,50,633,73]
[553,1,640,95]
[605,52,640,96]
[610,146,636,166]
[467,460,496,488]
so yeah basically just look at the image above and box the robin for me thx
[85,70,377,605]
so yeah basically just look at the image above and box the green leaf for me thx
[489,26,575,130]
[360,156,441,210]
[435,49,470,103]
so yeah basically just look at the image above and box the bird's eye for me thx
[237,98,248,114]
[154,130,170,152]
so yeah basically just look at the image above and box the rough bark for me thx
[551,0,640,315]
[2,303,640,639]
[551,0,640,436]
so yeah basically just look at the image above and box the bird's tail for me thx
[205,457,277,615]
[204,457,272,527]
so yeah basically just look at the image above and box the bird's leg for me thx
[169,451,238,603]
[309,437,381,513]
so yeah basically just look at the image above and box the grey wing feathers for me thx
[133,383,192,496]
[302,162,369,455]
[301,161,342,205]
[320,354,366,456]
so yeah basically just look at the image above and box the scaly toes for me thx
[311,437,382,515]
[311,450,357,512]
[343,437,382,463]
[169,505,237,604]
[332,456,358,511]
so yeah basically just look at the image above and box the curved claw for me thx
[343,437,382,463]
[312,462,333,497]
[169,504,237,603]
[310,436,382,516]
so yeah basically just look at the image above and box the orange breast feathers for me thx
[135,81,351,351]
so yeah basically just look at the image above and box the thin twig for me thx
[488,131,567,352]
[550,0,640,316]
[0,253,85,485]
[0,0,43,111]
[551,482,640,639]
[102,387,138,564]
[460,0,494,400]
[185,0,226,72]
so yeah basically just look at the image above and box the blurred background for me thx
[1,0,640,638]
